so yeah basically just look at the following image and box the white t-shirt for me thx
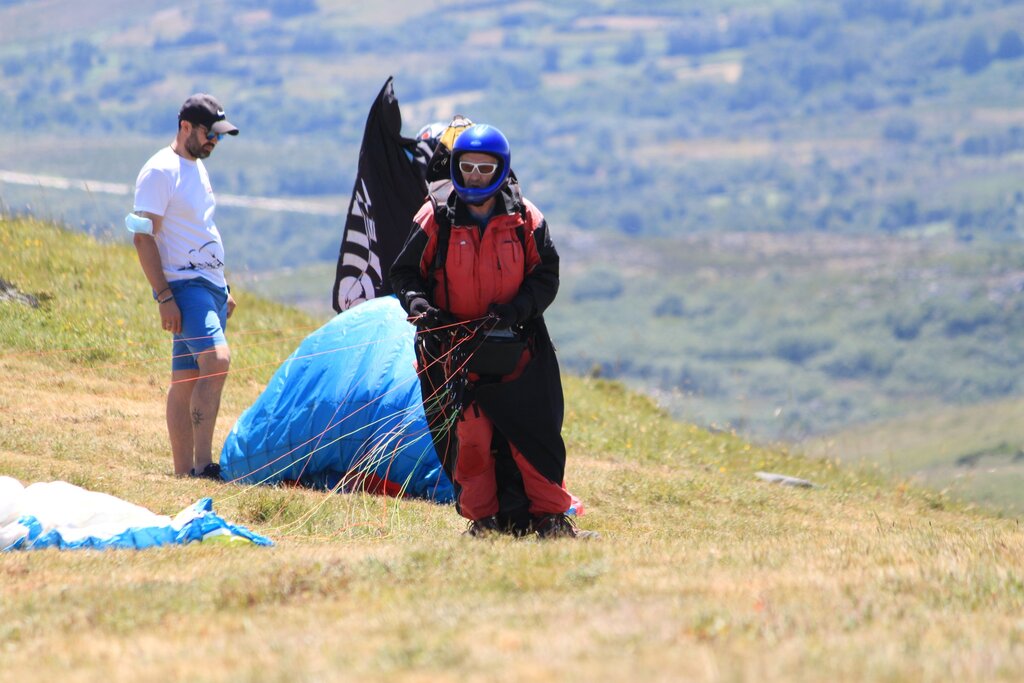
[133,146,226,289]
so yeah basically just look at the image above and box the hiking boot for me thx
[534,513,600,540]
[463,515,501,537]
[189,463,222,481]
[503,517,534,538]
[497,509,534,538]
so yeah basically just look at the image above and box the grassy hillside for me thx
[5,0,1024,450]
[231,229,1024,447]
[806,396,1024,515]
[3,217,1024,682]
[554,231,1024,439]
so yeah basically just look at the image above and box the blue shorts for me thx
[167,278,229,372]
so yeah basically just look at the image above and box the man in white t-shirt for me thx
[129,93,239,479]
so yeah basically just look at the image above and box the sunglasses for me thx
[458,160,499,175]
[196,124,225,142]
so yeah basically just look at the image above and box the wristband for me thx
[156,286,171,298]
[157,295,174,304]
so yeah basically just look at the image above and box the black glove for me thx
[487,303,520,329]
[408,296,433,317]
[408,296,448,329]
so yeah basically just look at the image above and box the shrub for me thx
[571,269,625,302]
[886,309,928,341]
[616,211,644,236]
[842,0,911,21]
[942,299,999,337]
[543,46,559,72]
[961,31,991,74]
[666,26,720,56]
[880,198,919,232]
[615,35,645,66]
[654,295,685,318]
[672,364,723,396]
[883,116,919,142]
[772,334,835,364]
[995,30,1024,60]
[820,348,895,379]
[270,0,317,18]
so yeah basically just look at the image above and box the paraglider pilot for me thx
[391,123,596,539]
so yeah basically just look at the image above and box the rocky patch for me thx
[0,278,39,308]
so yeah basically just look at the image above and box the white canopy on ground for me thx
[0,476,271,551]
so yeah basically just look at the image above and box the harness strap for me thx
[427,183,529,312]
[432,202,454,313]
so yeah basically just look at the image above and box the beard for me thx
[462,177,498,206]
[185,130,214,159]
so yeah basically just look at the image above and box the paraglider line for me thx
[218,321,487,497]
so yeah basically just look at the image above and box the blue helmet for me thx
[451,124,511,205]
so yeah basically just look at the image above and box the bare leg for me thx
[168,369,198,476]
[191,344,231,472]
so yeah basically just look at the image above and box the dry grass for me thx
[4,365,1024,683]
[3,217,1024,681]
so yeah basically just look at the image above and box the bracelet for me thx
[156,286,171,298]
[157,295,174,304]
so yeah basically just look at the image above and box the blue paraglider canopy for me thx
[220,297,454,502]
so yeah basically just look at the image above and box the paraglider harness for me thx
[422,176,530,380]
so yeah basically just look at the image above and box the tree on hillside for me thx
[270,0,317,18]
[654,295,686,318]
[666,25,720,56]
[883,116,919,142]
[771,6,836,39]
[543,46,559,72]
[615,34,645,66]
[881,198,919,232]
[995,29,1024,60]
[961,31,991,74]
[616,210,644,235]
[572,269,624,302]
[841,0,911,21]
[290,28,341,54]
[67,40,98,82]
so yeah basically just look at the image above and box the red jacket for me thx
[391,185,560,324]
[389,183,570,502]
